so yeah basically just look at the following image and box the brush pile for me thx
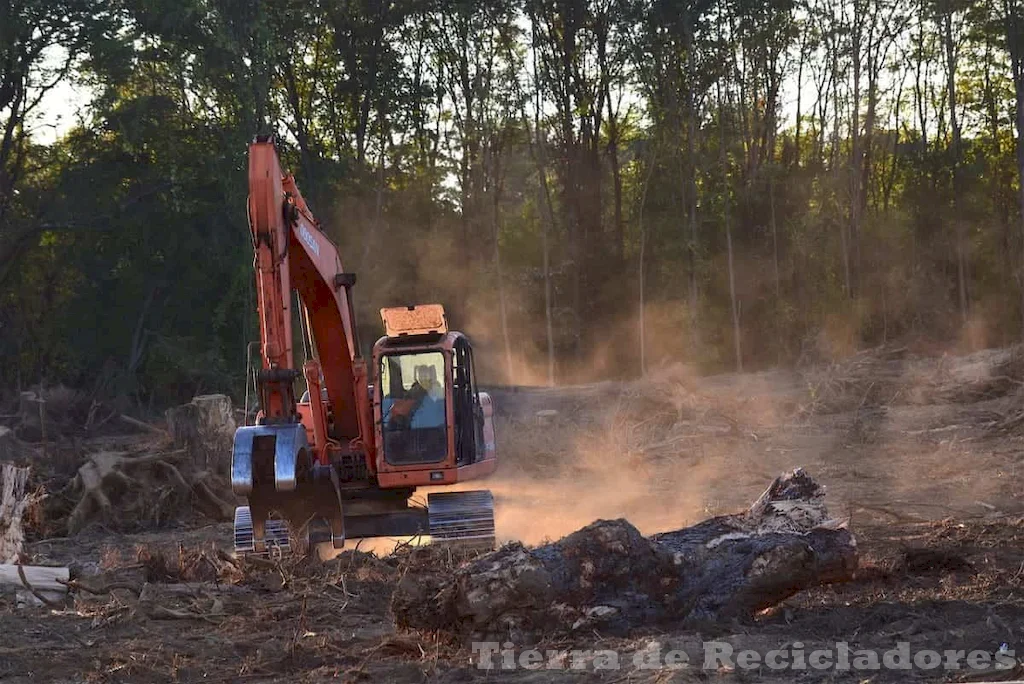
[392,468,856,641]
[800,344,1024,418]
[0,391,238,537]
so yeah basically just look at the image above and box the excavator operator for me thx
[383,363,443,430]
[416,365,444,401]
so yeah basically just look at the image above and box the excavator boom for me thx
[246,141,370,451]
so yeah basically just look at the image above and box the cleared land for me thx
[4,345,1024,682]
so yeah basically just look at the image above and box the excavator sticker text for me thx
[300,224,320,257]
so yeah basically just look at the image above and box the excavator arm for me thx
[246,138,373,459]
[231,138,372,552]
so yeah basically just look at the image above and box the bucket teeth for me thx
[428,490,496,550]
[233,506,292,556]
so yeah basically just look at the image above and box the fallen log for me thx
[118,414,168,436]
[392,468,857,641]
[0,564,70,592]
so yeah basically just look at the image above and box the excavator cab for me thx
[372,305,497,487]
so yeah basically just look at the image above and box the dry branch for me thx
[118,414,168,436]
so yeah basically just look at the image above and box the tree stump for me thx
[0,463,31,562]
[165,394,236,472]
[392,468,857,642]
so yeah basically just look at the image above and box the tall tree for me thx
[0,0,119,287]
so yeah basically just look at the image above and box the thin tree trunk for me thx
[489,148,514,384]
[541,196,555,387]
[830,42,851,299]
[718,76,742,373]
[914,7,929,153]
[606,90,624,266]
[684,19,700,325]
[794,27,806,167]
[850,0,863,296]
[770,172,780,301]
[726,180,742,374]
[942,8,968,323]
[280,62,317,204]
[883,73,906,212]
[637,144,658,377]
[526,46,557,387]
[362,127,388,264]
[1006,0,1024,337]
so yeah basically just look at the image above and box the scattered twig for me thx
[59,577,142,596]
[118,414,168,436]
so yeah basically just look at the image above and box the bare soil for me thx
[5,346,1024,682]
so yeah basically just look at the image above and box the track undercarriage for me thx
[232,490,496,556]
[230,424,495,556]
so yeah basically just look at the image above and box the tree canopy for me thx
[2,0,1023,405]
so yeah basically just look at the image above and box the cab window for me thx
[380,351,447,464]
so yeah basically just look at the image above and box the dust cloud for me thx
[322,187,1024,548]
[433,367,793,544]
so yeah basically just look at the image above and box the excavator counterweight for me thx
[230,137,497,555]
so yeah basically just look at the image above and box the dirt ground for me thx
[5,346,1024,682]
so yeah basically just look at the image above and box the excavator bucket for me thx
[231,436,495,555]
[231,423,309,496]
[230,423,346,555]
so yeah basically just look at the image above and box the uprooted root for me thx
[48,447,236,535]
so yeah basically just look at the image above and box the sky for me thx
[29,47,94,145]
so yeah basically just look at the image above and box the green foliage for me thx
[2,0,1024,401]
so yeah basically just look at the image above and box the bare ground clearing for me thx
[4,346,1024,682]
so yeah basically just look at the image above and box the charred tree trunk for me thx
[394,469,855,642]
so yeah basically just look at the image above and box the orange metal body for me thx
[248,140,374,472]
[246,138,494,493]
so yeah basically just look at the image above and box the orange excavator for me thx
[231,137,497,554]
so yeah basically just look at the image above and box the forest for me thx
[1,0,1023,406]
